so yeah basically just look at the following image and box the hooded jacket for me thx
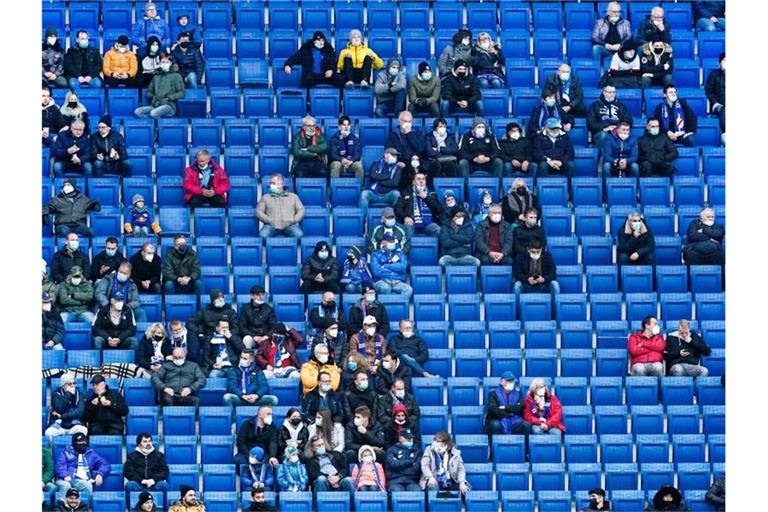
[49,386,86,429]
[151,359,207,394]
[502,186,541,225]
[345,420,386,455]
[123,445,169,484]
[337,42,384,71]
[638,129,678,165]
[52,129,92,165]
[441,72,482,105]
[103,44,138,78]
[162,247,201,284]
[439,220,475,258]
[92,304,137,342]
[183,159,230,204]
[277,455,309,491]
[627,330,666,365]
[475,217,515,259]
[592,16,632,45]
[277,419,310,458]
[55,445,111,480]
[348,300,390,337]
[301,242,341,285]
[170,44,205,77]
[408,73,441,105]
[239,301,277,338]
[387,333,429,366]
[89,128,129,170]
[42,39,65,77]
[129,250,163,292]
[187,303,241,342]
[64,44,103,79]
[94,271,140,310]
[84,385,128,433]
[237,418,278,460]
[637,15,673,46]
[285,39,337,87]
[587,95,633,135]
[350,445,387,491]
[602,129,639,164]
[617,218,656,261]
[664,330,712,372]
[544,72,585,113]
[56,271,94,310]
[419,445,467,490]
[256,330,302,371]
[376,359,413,395]
[523,389,566,431]
[706,68,725,107]
[256,190,305,230]
[138,37,163,77]
[146,70,185,113]
[43,309,65,345]
[531,131,575,163]
[640,43,674,80]
[375,58,406,102]
[300,356,342,395]
[131,14,171,48]
[648,486,689,511]
[385,441,422,486]
[370,247,408,283]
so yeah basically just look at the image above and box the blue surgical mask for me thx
[421,72,432,81]
[269,184,281,194]
[358,381,369,391]
[348,361,358,371]
[78,40,89,49]
[318,250,329,260]
[384,218,396,228]
[402,441,413,449]
[545,98,556,107]
[649,127,660,136]
[106,249,117,257]
[316,446,327,456]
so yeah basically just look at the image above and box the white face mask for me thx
[316,354,329,364]
[395,390,405,399]
[618,132,629,141]
[320,384,332,393]
[143,253,154,262]
[173,359,185,366]
[529,252,541,261]
[433,442,447,454]
[509,131,521,141]
[113,301,124,311]
[703,219,715,227]
[354,417,364,427]
[382,361,392,370]
[362,455,374,463]
[462,38,470,46]
[351,38,362,47]
[63,185,74,195]
[385,155,398,165]
[474,128,486,138]
[327,329,338,338]
[667,95,678,103]
[263,415,273,425]
[402,330,414,338]
[490,213,502,223]
[47,36,57,46]
[314,40,324,49]
[71,277,82,286]
[651,325,661,336]
[315,417,323,426]
[436,127,447,137]
[631,221,642,231]
[560,73,570,82]
[480,41,490,50]
[454,217,465,226]
[365,327,376,337]
[160,62,171,72]
[43,303,53,312]
[410,159,420,169]
[401,122,412,132]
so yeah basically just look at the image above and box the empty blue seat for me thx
[696,376,725,407]
[625,377,658,406]
[529,435,562,464]
[548,237,579,266]
[203,464,237,492]
[673,433,707,464]
[413,294,445,323]
[565,3,595,30]
[562,406,593,435]
[505,59,535,88]
[638,177,670,206]
[709,434,725,464]
[659,293,693,323]
[586,266,619,293]
[654,236,683,265]
[501,490,536,511]
[702,147,725,177]
[560,350,592,378]
[453,321,486,350]
[601,434,634,464]
[411,377,445,407]
[538,177,569,206]
[163,406,196,436]
[555,294,588,322]
[564,435,598,463]
[538,205,571,238]
[642,207,675,240]
[268,266,300,295]
[451,405,485,435]
[674,176,705,206]
[194,210,226,238]
[448,294,481,324]
[625,293,658,322]
[492,436,527,466]
[572,177,603,206]
[689,265,722,293]
[532,463,566,491]
[631,405,665,436]
[419,406,449,436]
[575,206,605,237]
[62,323,92,351]
[589,294,622,323]
[662,377,695,405]
[596,349,628,377]
[519,295,552,323]
[606,178,638,207]
[127,406,159,436]
[556,265,584,294]
[640,461,675,492]
[525,349,557,378]
[590,377,623,406]
[621,266,654,293]
[91,491,126,512]
[595,405,628,435]
[655,265,688,294]
[419,322,450,350]
[666,405,700,436]
[560,322,593,350]
[534,30,564,59]
[200,436,234,465]
[604,463,639,491]
[276,89,307,118]
[455,435,489,465]
[265,238,298,267]
[523,320,557,349]
[702,349,725,377]
[410,266,441,296]
[446,267,478,294]
[67,350,101,368]
[454,349,486,379]
[695,293,725,321]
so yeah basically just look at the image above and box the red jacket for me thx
[523,391,566,432]
[183,159,230,203]
[255,329,303,370]
[627,331,666,365]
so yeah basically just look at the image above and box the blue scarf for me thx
[559,77,572,102]
[528,394,552,420]
[412,187,433,227]
[248,462,268,485]
[110,274,131,301]
[199,165,213,188]
[495,385,522,433]
[538,104,561,132]
[660,100,685,132]
[312,47,324,74]
[370,161,397,193]
[240,363,254,394]
[434,451,452,488]
[337,134,356,160]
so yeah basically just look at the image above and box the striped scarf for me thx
[660,100,685,132]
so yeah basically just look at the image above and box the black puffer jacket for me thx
[51,249,92,285]
[43,310,65,345]
[129,251,163,293]
[170,44,204,77]
[458,130,501,161]
[664,331,712,373]
[441,73,481,104]
[187,304,241,339]
[301,241,341,288]
[376,361,413,395]
[83,385,129,433]
[499,135,534,164]
[617,220,656,262]
[284,39,338,87]
[501,187,541,225]
[638,131,678,164]
[64,44,103,78]
[348,300,390,338]
[239,301,277,337]
[513,223,547,255]
[342,386,378,421]
[706,68,725,107]
[123,447,169,484]
[587,95,632,135]
[89,129,129,166]
[387,334,429,366]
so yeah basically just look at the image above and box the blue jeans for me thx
[592,45,613,60]
[68,77,102,89]
[359,190,401,220]
[400,353,428,377]
[531,426,563,436]
[697,17,725,31]
[503,161,538,177]
[134,104,175,118]
[375,90,407,118]
[164,279,204,295]
[438,255,480,267]
[185,72,199,89]
[61,311,96,324]
[93,159,133,177]
[389,482,422,492]
[602,161,639,178]
[404,222,441,241]
[487,419,533,435]
[208,368,231,379]
[513,281,561,310]
[56,478,93,496]
[458,158,504,178]
[54,224,95,238]
[536,160,575,178]
[592,130,610,149]
[314,476,354,494]
[478,77,504,88]
[125,480,168,493]
[93,336,138,350]
[43,483,57,505]
[53,161,92,177]
[374,279,413,299]
[222,393,279,407]
[343,283,365,294]
[259,224,303,240]
[441,99,484,117]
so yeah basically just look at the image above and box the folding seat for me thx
[688,265,723,294]
[413,294,445,323]
[544,237,577,267]
[702,349,725,377]
[659,292,692,323]
[270,295,304,323]
[588,296,621,327]
[341,89,375,118]
[162,406,197,436]
[551,265,580,295]
[708,433,726,464]
[562,406,593,435]
[531,463,566,491]
[570,177,602,207]
[560,322,593,350]
[154,147,187,179]
[268,1,298,30]
[622,376,657,407]
[661,377,695,406]
[419,406,449,436]
[90,491,126,512]
[267,266,300,295]
[538,491,574,511]
[202,464,237,492]
[537,177,569,207]
[666,405,700,437]
[572,147,599,177]
[453,321,486,350]
[91,206,122,237]
[411,377,444,407]
[199,436,234,466]
[367,30,398,60]
[408,266,440,296]
[565,31,594,60]
[674,176,705,207]
[433,1,463,32]
[595,348,628,377]
[107,88,140,118]
[275,89,306,119]
[694,118,723,147]
[640,461,676,493]
[489,349,523,380]
[603,463,638,491]
[511,88,541,118]
[126,406,159,436]
[448,294,481,324]
[445,266,478,295]
[490,435,526,466]
[519,295,553,323]
[594,405,628,435]
[555,293,589,323]
[604,178,638,207]
[41,1,65,32]
[453,350,486,379]
[191,119,222,149]
[676,462,711,492]
[300,206,330,237]
[454,434,489,464]
[698,31,726,60]
[66,349,100,368]
[559,349,592,378]
[564,3,595,30]
[528,435,562,464]
[388,491,426,512]
[292,177,329,207]
[87,436,123,467]
[694,293,725,322]
[451,405,485,435]
[630,404,665,436]
[308,89,340,119]
[651,236,681,266]
[401,30,432,62]
[624,293,657,323]
[500,491,537,511]
[564,435,598,464]
[61,322,92,351]
[230,208,260,238]
[271,491,312,512]
[301,1,331,33]
[521,320,555,350]
[694,379,724,413]
[86,178,120,207]
[466,1,498,32]
[653,266,688,296]
[601,434,634,464]
[533,30,564,60]
[586,266,619,294]
[378,295,408,324]
[399,2,430,30]
[524,349,557,378]
[619,266,654,294]
[637,177,670,206]
[701,147,726,178]
[589,376,623,407]
[69,1,101,31]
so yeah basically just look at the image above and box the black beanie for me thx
[117,35,129,46]
[98,115,112,128]
[179,484,194,498]
[418,61,431,75]
[137,492,153,506]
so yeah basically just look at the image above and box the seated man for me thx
[499,122,537,177]
[42,29,68,89]
[300,241,341,294]
[513,240,559,302]
[187,290,241,361]
[368,207,409,255]
[385,110,426,187]
[291,115,328,178]
[103,35,138,88]
[83,375,128,436]
[239,285,276,350]
[591,2,632,61]
[256,174,305,239]
[256,323,302,379]
[641,35,674,88]
[394,173,444,239]
[340,246,374,295]
[653,84,697,147]
[375,378,420,431]
[342,370,377,420]
[94,261,146,323]
[170,31,204,89]
[54,433,110,496]
[376,351,413,395]
[385,428,421,492]
[441,59,483,117]
[587,85,633,149]
[45,374,88,438]
[695,1,725,32]
[348,286,390,337]
[513,207,547,255]
[151,347,207,407]
[374,58,407,117]
[64,30,103,89]
[485,371,533,436]
[344,406,386,462]
[51,233,92,284]
[124,433,169,494]
[617,211,656,266]
[301,370,345,424]
[283,31,337,88]
[601,121,639,179]
[52,120,92,176]
[131,1,171,51]
[359,148,403,220]
[457,117,503,178]
[528,88,573,135]
[162,235,203,294]
[349,316,388,376]
[170,486,204,511]
[407,61,441,117]
[306,436,354,494]
[664,319,712,378]
[387,320,434,378]
[167,319,203,365]
[55,488,89,512]
[328,115,363,179]
[308,292,347,339]
[301,346,342,396]
[337,29,384,88]
[371,234,413,298]
[532,118,576,178]
[475,203,514,265]
[236,406,280,466]
[543,64,587,118]
[637,117,678,177]
[42,86,64,147]
[92,291,138,350]
[683,207,725,265]
[203,318,245,379]
[637,6,672,47]
[438,207,480,267]
[183,149,230,208]
[129,242,162,295]
[311,321,348,369]
[42,292,65,351]
[91,237,126,282]
[133,53,185,119]
[706,54,726,138]
[57,265,95,324]
[628,315,666,376]
[90,115,132,178]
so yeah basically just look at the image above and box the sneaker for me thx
[423,372,440,379]
[360,80,369,89]
[344,80,354,89]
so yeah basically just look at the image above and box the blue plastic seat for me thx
[200,436,234,465]
[411,377,445,407]
[419,406,449,436]
[162,406,196,436]
[562,406,593,435]
[519,295,552,322]
[126,406,159,436]
[659,292,692,323]
[265,238,298,267]
[547,237,578,266]
[537,177,569,206]
[689,265,723,293]
[558,349,592,378]
[453,321,487,350]
[453,349,486,379]
[501,490,536,511]
[491,436,526,466]
[300,2,331,33]
[571,177,602,207]
[453,434,489,465]
[560,322,593,350]
[523,320,557,349]
[590,377,623,406]
[702,147,725,177]
[695,377,724,409]
[586,266,619,293]
[564,435,597,463]
[417,321,449,351]
[601,434,635,464]
[564,3,595,30]
[534,30,564,59]
[620,266,654,294]
[505,59,535,88]
[448,294,481,324]
[605,178,638,207]
[389,491,426,512]
[555,294,588,322]
[342,89,375,118]
[694,293,725,321]
[525,349,557,378]
[531,463,566,491]
[267,266,300,295]
[203,464,237,492]
[446,266,479,295]
[555,265,583,294]
[309,89,340,119]
[652,236,681,265]
[661,376,695,405]
[451,405,485,435]
[91,491,126,512]
[604,463,639,491]
[702,348,725,377]
[709,434,725,464]
[595,405,628,435]
[529,435,562,464]
[67,350,101,368]
[625,292,658,322]
[194,209,226,238]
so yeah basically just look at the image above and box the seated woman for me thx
[617,211,656,265]
[469,32,506,88]
[523,378,566,435]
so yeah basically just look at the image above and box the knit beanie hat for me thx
[249,446,265,461]
[209,289,224,302]
[418,61,431,75]
[347,245,363,259]
[313,31,326,42]
[59,373,75,388]
[137,492,154,507]
[132,194,145,206]
[179,485,194,498]
[98,115,112,128]
[45,27,58,37]
[453,59,468,70]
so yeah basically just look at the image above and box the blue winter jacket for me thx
[602,131,639,164]
[226,364,271,398]
[55,446,111,480]
[49,388,86,429]
[131,16,171,49]
[385,443,422,485]
[277,461,309,491]
[370,249,408,282]
[53,130,91,164]
[341,258,374,288]
[240,463,275,491]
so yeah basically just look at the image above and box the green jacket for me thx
[43,275,57,305]
[161,248,201,284]
[290,129,327,172]
[56,276,94,313]
[407,74,441,105]
[147,71,185,113]
[43,447,54,483]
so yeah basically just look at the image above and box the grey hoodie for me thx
[374,58,406,102]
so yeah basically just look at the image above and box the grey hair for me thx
[349,29,362,40]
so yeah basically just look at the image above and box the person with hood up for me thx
[407,61,441,117]
[44,179,100,238]
[83,375,129,435]
[340,246,374,294]
[328,115,364,179]
[43,292,65,351]
[374,57,407,117]
[65,30,103,89]
[55,488,90,512]
[134,52,185,118]
[42,86,64,147]
[240,446,275,491]
[126,198,162,238]
[485,371,532,436]
[284,31,337,88]
[337,29,384,88]
[43,27,68,88]
[602,121,639,180]
[653,84,698,147]
[56,265,95,323]
[123,433,170,493]
[256,323,303,379]
[664,319,712,377]
[420,432,469,493]
[637,117,678,177]
[499,123,537,177]
[350,444,387,492]
[239,285,276,349]
[90,115,132,177]
[441,59,483,117]
[151,347,207,407]
[170,32,205,89]
[470,32,506,88]
[136,35,163,88]
[513,240,559,303]
[256,173,305,239]
[183,149,230,207]
[52,119,92,176]
[502,180,541,227]
[385,428,421,491]
[529,88,574,135]
[628,316,666,376]
[309,291,348,341]
[591,2,632,61]
[277,446,309,491]
[588,84,633,149]
[617,212,656,265]
[133,491,158,512]
[358,147,403,220]
[523,378,566,435]
[91,291,138,350]
[131,2,171,51]
[544,64,587,118]
[135,323,173,373]
[236,406,280,466]
[648,486,689,511]
[532,118,576,178]
[55,432,111,495]
[424,119,460,179]
[224,349,279,407]
[301,345,342,395]
[168,485,205,512]
[458,117,503,178]
[437,29,473,78]
[641,35,674,88]
[371,234,412,298]
[307,408,345,454]
[300,240,341,294]
[46,373,89,438]
[683,207,724,266]
[475,203,514,265]
[471,189,494,227]
[162,235,203,294]
[637,6,672,47]
[439,206,481,267]
[103,35,138,87]
[291,115,328,177]
[277,408,309,459]
[383,400,421,450]
[602,39,642,88]
[171,14,202,47]
[580,488,612,511]
[345,406,386,462]
[705,475,725,511]
[306,435,354,493]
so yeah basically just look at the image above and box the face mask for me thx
[536,389,546,400]
[362,455,374,463]
[328,328,339,338]
[433,442,446,454]
[385,155,398,165]
[71,277,82,286]
[457,70,467,78]
[65,385,76,395]
[176,244,187,254]
[63,185,75,195]
[436,127,447,137]
[315,417,323,426]
[178,42,188,50]
[351,39,361,47]
[526,218,538,228]
[318,250,329,260]
[389,67,399,76]
[421,71,432,81]
[411,159,420,169]
[454,217,465,226]
[263,415,273,426]
[290,417,302,426]
[509,131,521,141]
[609,15,620,23]
[316,354,329,364]
[160,62,171,72]
[47,36,57,46]
[239,358,250,368]
[446,199,456,208]
[548,130,560,139]
[400,122,412,132]
[462,38,470,46]
[667,95,678,103]
[354,417,364,427]
[480,41,491,50]
[651,325,661,336]
[174,359,185,366]
[340,129,350,137]
[653,47,664,55]
[289,455,300,463]
[113,301,124,311]
[529,252,541,261]
[623,51,635,60]
[153,334,164,342]
[474,128,486,138]
[150,44,160,53]
[269,184,281,194]
[68,101,79,108]
[347,360,357,371]
[560,73,570,82]
[68,240,79,251]
[366,293,376,303]
[649,127,660,136]
[73,443,88,454]
[402,330,414,338]
[382,361,392,370]
[78,40,89,49]
[545,98,556,107]
[315,446,327,455]
[402,441,413,448]
[504,383,515,392]
[618,132,629,141]
[631,221,642,231]
[516,186,527,195]
[384,218,397,228]
[365,327,376,337]
[117,272,128,283]
[314,40,324,49]
[703,220,714,227]
[395,390,405,399]
[490,214,502,224]
[214,300,225,308]
[321,384,332,393]
[305,128,316,137]
[143,253,154,262]
[720,61,725,71]
[249,456,260,465]
[43,303,53,312]
[358,380,369,391]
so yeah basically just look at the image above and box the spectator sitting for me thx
[439,206,481,267]
[125,195,161,236]
[649,485,688,511]
[349,315,389,372]
[419,432,469,494]
[641,36,674,87]
[387,320,435,378]
[129,242,162,294]
[544,64,587,118]
[199,318,244,379]
[385,428,421,492]
[523,378,566,435]
[637,6,672,47]
[52,120,92,177]
[43,292,65,351]
[424,119,460,179]
[169,485,204,512]
[90,115,132,177]
[532,118,576,178]
[255,323,302,380]
[628,316,666,376]
[513,240,560,301]
[345,408,386,463]
[368,207,409,255]
[470,32,506,88]
[340,246,374,294]
[683,207,724,265]
[499,123,537,177]
[236,406,280,466]
[305,436,354,494]
[502,180,541,226]
[337,29,384,88]
[277,446,309,492]
[470,189,494,227]
[42,28,67,88]
[256,174,305,239]
[240,446,275,492]
[385,110,426,187]
[308,291,348,339]
[166,319,203,365]
[637,117,678,177]
[131,2,171,51]
[342,370,378,422]
[134,53,185,118]
[136,36,163,88]
[602,121,639,179]
[458,117,503,178]
[170,32,204,89]
[587,85,633,148]
[376,351,413,395]
[328,115,363,179]
[350,444,387,492]
[664,319,712,377]
[441,59,483,117]
[42,259,57,302]
[42,86,64,147]
[151,347,207,407]
[284,31,337,88]
[706,54,726,138]
[358,147,403,220]
[45,374,88,438]
[64,30,103,89]
[103,35,138,88]
[239,285,276,349]
[300,240,341,294]
[395,172,444,239]
[223,349,278,408]
[705,475,725,511]
[91,236,126,282]
[302,371,345,425]
[617,212,656,265]
[124,433,169,494]
[475,203,514,265]
[407,61,441,117]
[277,408,309,461]
[374,58,407,117]
[92,291,138,350]
[55,488,89,512]
[171,14,201,47]
[485,371,533,436]
[529,89,574,135]
[94,261,146,323]
[301,345,342,395]
[437,29,473,79]
[135,323,173,374]
[54,432,110,496]
[162,235,203,294]
[307,409,345,454]
[591,2,632,61]
[57,265,95,323]
[653,84,697,147]
[183,149,230,208]
[695,1,725,32]
[602,39,642,88]
[371,234,413,298]
[584,488,612,511]
[348,285,390,337]
[375,378,420,430]
[383,402,420,451]
[341,352,375,394]
[59,91,91,133]
[291,115,328,178]
[83,375,128,435]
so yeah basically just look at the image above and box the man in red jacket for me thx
[183,149,230,207]
[628,315,666,376]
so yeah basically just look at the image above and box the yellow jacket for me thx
[300,359,342,395]
[103,48,138,78]
[337,43,384,71]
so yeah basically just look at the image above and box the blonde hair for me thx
[144,322,166,340]
[528,378,548,397]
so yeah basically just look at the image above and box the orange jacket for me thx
[102,48,138,78]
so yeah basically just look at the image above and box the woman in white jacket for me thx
[419,431,470,494]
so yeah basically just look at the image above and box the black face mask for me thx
[179,42,189,49]
[176,245,188,254]
[653,47,664,55]
[153,334,164,341]
[73,443,88,454]
[289,418,302,426]
[68,101,78,108]
[456,71,467,78]
[324,301,336,310]
[516,186,526,194]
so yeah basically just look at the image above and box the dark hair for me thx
[135,433,152,445]
[523,207,538,217]
[642,316,657,329]
[663,84,677,94]
[392,378,406,388]
[618,121,631,128]
[433,118,448,130]
[453,29,472,45]
[106,237,118,245]
[506,122,521,133]
[216,318,230,326]
[541,88,556,99]
[241,349,254,358]
[338,115,351,126]
[318,371,331,381]
[42,85,51,94]
[159,52,171,61]
[527,240,543,250]
[76,30,88,39]
[719,52,725,63]
[646,117,660,125]
[384,349,399,360]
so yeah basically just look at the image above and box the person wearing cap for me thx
[438,29,473,78]
[64,30,103,89]
[103,35,138,87]
[485,372,532,436]
[424,119,460,179]
[162,235,204,294]
[359,147,403,220]
[256,174,305,240]
[240,446,275,493]
[56,265,96,323]
[42,85,64,147]
[637,117,678,177]
[328,115,364,179]
[470,188,494,227]
[438,206,481,267]
[183,148,230,207]
[200,317,244,378]
[51,118,93,176]
[46,374,89,438]
[131,2,171,51]
[301,240,341,294]
[168,485,205,512]
[385,427,422,492]
[523,378,566,435]
[385,110,427,186]
[55,488,90,512]
[91,237,127,281]
[291,115,329,178]
[368,206,409,254]
[308,291,348,340]
[374,57,407,118]
[348,285,391,337]
[90,115,132,176]
[337,29,385,89]
[43,292,65,351]
[627,316,666,377]
[301,344,342,395]
[92,291,138,350]
[239,285,276,349]
[126,194,161,238]
[151,347,207,407]
[640,34,674,88]
[349,315,388,373]
[94,261,145,323]
[529,88,574,135]
[237,407,279,467]
[371,234,413,299]
[133,490,159,512]
[653,84,698,147]
[470,32,507,89]
[706,54,725,137]
[475,203,514,265]
[171,13,201,46]
[602,120,640,180]
[458,118,503,178]
[499,123,537,177]
[43,28,68,88]
[544,64,587,118]
[84,375,129,435]
[407,61,441,117]
[513,239,559,304]
[129,242,162,295]
[283,31,338,89]
[43,258,58,300]
[532,117,576,178]
[277,446,309,492]
[441,59,483,117]
[602,38,643,88]
[340,246,374,294]
[649,485,688,511]
[170,31,205,89]
[591,2,632,61]
[587,84,633,149]
[55,432,111,496]
[134,52,186,118]
[581,488,612,511]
